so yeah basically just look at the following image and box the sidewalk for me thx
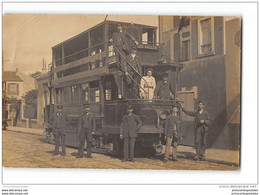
[4,126,240,167]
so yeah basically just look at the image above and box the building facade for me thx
[159,16,241,150]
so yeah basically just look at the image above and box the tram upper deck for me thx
[50,20,164,88]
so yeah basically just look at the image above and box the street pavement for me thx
[2,126,239,170]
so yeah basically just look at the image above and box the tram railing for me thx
[110,41,151,99]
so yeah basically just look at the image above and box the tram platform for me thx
[4,126,240,167]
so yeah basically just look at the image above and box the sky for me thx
[3,14,158,74]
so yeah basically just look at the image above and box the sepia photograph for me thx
[2,14,241,171]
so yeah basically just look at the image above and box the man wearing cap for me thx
[111,24,139,69]
[52,105,70,156]
[163,105,182,163]
[76,104,96,158]
[154,73,174,100]
[124,47,142,96]
[180,100,210,161]
[140,68,156,100]
[120,105,142,162]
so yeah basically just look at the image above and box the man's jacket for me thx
[77,112,96,133]
[164,114,182,139]
[182,108,210,132]
[120,114,142,138]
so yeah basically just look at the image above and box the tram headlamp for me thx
[159,113,167,120]
[159,110,169,120]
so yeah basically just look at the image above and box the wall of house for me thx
[160,16,241,150]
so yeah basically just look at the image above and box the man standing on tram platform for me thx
[140,68,156,100]
[180,100,210,161]
[111,24,139,70]
[52,105,70,156]
[120,104,142,162]
[124,47,142,96]
[154,73,174,100]
[76,103,96,158]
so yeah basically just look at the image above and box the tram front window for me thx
[89,81,100,103]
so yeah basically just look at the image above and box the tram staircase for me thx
[111,42,150,100]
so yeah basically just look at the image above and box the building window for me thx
[182,40,190,61]
[173,16,180,28]
[7,83,19,96]
[198,17,214,55]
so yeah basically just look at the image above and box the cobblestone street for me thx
[3,129,237,170]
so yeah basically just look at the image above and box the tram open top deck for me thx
[50,20,182,88]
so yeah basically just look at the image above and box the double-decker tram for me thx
[45,20,183,155]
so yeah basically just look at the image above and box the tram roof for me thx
[52,20,158,49]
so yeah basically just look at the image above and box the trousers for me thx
[164,137,178,160]
[123,137,136,160]
[195,130,208,156]
[78,128,93,157]
[54,129,66,154]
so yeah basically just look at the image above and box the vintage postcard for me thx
[2,14,241,170]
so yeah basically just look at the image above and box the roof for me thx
[52,20,157,49]
[3,71,23,82]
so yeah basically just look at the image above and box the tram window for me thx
[63,87,70,103]
[64,32,89,64]
[90,24,105,55]
[81,83,89,102]
[108,45,115,57]
[90,62,95,70]
[105,89,112,101]
[71,85,80,103]
[51,89,55,104]
[142,28,156,45]
[53,46,62,67]
[89,81,100,103]
[142,32,148,44]
[56,89,62,105]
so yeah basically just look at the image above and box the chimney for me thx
[42,58,47,74]
[15,68,19,75]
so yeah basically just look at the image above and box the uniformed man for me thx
[52,105,70,156]
[158,55,168,65]
[111,24,139,69]
[163,105,182,163]
[154,73,174,100]
[181,100,210,161]
[120,104,142,162]
[140,68,156,100]
[124,47,142,96]
[76,104,96,158]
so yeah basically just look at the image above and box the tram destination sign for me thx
[137,44,158,50]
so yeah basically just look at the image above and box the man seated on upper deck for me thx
[153,73,174,100]
[110,24,139,70]
[124,47,142,96]
[140,68,156,100]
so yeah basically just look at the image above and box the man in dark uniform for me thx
[163,105,182,163]
[124,47,142,96]
[154,73,174,100]
[181,100,210,160]
[111,24,139,69]
[76,104,96,158]
[120,104,142,162]
[52,105,70,156]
